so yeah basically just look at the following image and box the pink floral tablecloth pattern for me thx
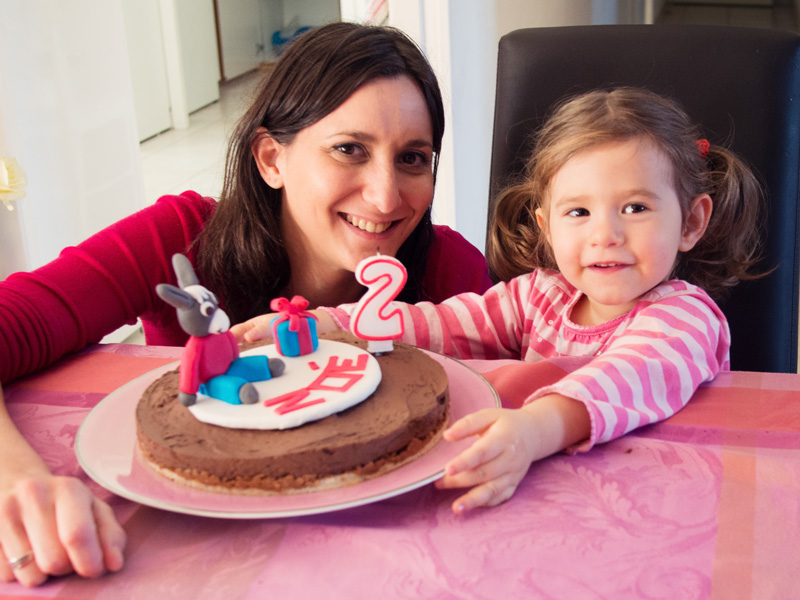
[2,343,799,599]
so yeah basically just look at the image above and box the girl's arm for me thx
[0,384,126,586]
[234,272,538,356]
[434,284,727,513]
[232,309,338,342]
[322,275,536,361]
[435,393,591,513]
[528,286,730,451]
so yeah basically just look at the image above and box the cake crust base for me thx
[137,417,446,496]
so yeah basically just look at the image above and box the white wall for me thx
[283,0,339,27]
[175,0,221,113]
[0,0,145,276]
[122,0,172,140]
[217,0,264,80]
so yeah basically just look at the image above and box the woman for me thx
[0,22,491,586]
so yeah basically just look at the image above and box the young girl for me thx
[235,87,762,515]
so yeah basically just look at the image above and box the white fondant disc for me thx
[188,339,381,430]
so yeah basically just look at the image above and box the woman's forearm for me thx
[0,385,52,489]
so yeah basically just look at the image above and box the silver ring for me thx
[7,552,34,570]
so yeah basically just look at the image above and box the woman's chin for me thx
[346,231,404,257]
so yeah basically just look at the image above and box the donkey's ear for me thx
[156,283,196,311]
[171,254,199,288]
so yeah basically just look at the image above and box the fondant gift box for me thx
[270,296,319,357]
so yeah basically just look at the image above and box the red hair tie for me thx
[696,139,710,158]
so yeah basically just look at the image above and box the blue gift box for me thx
[271,315,319,357]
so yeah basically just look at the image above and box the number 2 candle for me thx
[351,253,407,353]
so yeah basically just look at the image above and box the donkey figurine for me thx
[156,253,284,407]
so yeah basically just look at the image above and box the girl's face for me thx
[536,137,711,326]
[253,75,434,282]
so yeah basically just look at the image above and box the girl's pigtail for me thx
[488,184,555,281]
[675,144,765,298]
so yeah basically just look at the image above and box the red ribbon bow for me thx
[696,138,710,158]
[270,296,317,331]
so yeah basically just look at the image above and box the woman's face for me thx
[255,75,435,281]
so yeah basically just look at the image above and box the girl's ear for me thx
[535,207,551,244]
[252,127,285,189]
[679,193,713,252]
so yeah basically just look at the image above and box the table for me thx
[2,343,799,599]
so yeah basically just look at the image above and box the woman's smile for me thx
[343,213,395,234]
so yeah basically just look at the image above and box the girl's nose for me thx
[362,162,402,214]
[590,213,624,246]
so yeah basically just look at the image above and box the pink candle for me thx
[351,253,407,353]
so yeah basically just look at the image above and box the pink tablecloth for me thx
[2,343,799,599]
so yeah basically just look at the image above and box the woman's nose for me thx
[362,163,402,214]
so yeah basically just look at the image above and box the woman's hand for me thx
[0,385,126,587]
[0,475,126,587]
[231,309,339,343]
[435,393,591,514]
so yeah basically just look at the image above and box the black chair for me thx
[488,25,800,373]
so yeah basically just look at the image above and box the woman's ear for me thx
[252,127,284,189]
[679,193,713,252]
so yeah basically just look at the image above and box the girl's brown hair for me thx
[488,87,763,299]
[195,22,445,322]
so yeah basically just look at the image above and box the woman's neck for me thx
[283,267,364,310]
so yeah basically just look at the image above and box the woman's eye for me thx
[333,143,362,157]
[399,151,430,169]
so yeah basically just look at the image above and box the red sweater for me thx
[0,191,491,383]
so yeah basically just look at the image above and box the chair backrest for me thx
[488,25,800,373]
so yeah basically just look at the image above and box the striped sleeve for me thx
[324,274,540,360]
[527,287,730,451]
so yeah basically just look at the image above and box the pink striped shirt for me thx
[326,270,731,451]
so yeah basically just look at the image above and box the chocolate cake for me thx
[135,331,450,493]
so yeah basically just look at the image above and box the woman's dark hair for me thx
[195,22,445,322]
[488,87,763,299]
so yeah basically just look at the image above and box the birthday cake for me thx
[134,254,450,494]
[135,330,449,493]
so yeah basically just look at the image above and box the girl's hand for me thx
[434,407,540,513]
[230,313,278,343]
[231,309,339,343]
[435,394,591,514]
[0,474,126,587]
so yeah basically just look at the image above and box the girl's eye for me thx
[623,203,647,214]
[566,208,589,218]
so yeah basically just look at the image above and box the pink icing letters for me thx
[264,354,369,415]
